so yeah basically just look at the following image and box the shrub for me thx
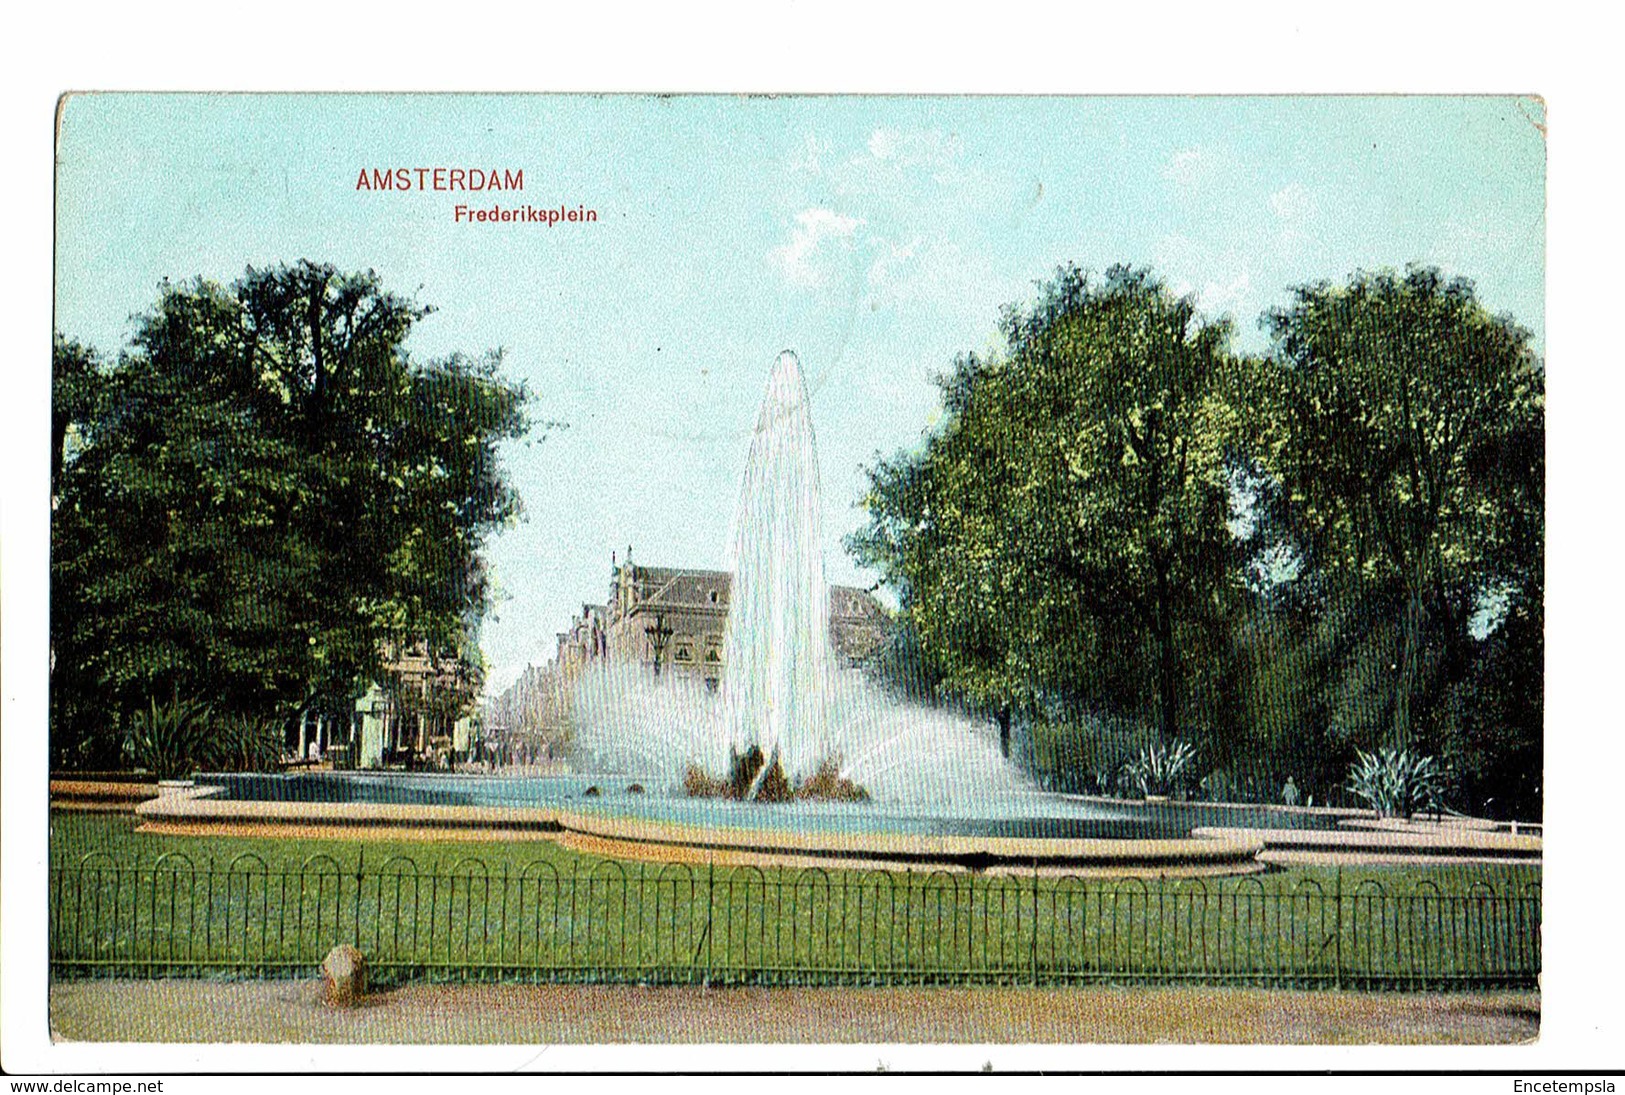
[1346,747,1447,818]
[203,713,286,772]
[1121,739,1197,798]
[123,696,213,779]
[1198,768,1237,803]
[122,698,289,777]
[1029,713,1153,795]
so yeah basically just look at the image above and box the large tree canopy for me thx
[1255,266,1544,756]
[850,265,1241,752]
[850,262,1543,817]
[51,262,531,765]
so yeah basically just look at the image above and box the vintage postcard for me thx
[40,92,1544,1066]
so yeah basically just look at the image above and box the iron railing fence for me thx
[50,853,1541,990]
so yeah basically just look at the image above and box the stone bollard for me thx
[320,944,368,1008]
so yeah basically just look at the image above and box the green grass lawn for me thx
[49,811,1541,988]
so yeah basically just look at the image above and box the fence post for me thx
[1030,859,1040,987]
[1333,865,1343,990]
[705,858,715,985]
[354,848,365,949]
[499,860,510,972]
[206,857,215,962]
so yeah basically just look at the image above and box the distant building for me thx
[352,641,481,767]
[481,550,889,761]
[553,548,887,690]
[479,661,571,765]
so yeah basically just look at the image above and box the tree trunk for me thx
[51,414,68,500]
[997,707,1012,759]
[1154,560,1179,743]
[1391,580,1428,751]
[306,274,330,432]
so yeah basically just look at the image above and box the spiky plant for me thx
[204,713,286,773]
[123,695,214,779]
[1122,739,1198,798]
[1346,747,1447,818]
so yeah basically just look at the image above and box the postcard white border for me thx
[4,0,1619,1078]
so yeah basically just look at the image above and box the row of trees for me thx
[51,262,532,769]
[849,264,1543,817]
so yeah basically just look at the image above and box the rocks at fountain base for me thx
[739,746,794,801]
[683,748,868,802]
[682,745,791,801]
[798,759,869,802]
[682,765,732,799]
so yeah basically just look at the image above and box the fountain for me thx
[718,350,836,799]
[569,350,1029,806]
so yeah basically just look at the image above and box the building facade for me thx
[352,641,481,767]
[553,548,887,690]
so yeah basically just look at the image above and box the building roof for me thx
[622,563,883,619]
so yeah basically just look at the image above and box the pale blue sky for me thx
[54,94,1545,694]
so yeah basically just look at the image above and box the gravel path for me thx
[49,980,1538,1045]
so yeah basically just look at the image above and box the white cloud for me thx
[1197,270,1255,317]
[1161,148,1209,189]
[1162,145,1256,202]
[1269,181,1317,223]
[866,235,922,288]
[787,133,827,177]
[769,207,864,288]
[771,127,1008,313]
[862,127,962,173]
[864,234,1012,319]
[1154,233,1256,320]
[1267,182,1321,261]
[867,128,897,161]
[1434,219,1520,266]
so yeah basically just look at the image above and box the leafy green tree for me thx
[50,262,531,766]
[51,334,115,763]
[1256,267,1544,756]
[847,423,1034,754]
[52,335,102,502]
[851,265,1241,755]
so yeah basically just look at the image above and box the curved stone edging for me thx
[50,779,163,812]
[553,830,1269,878]
[1193,825,1542,861]
[1052,791,1374,823]
[131,784,1265,874]
[554,807,1264,870]
[126,783,1540,873]
[134,783,567,832]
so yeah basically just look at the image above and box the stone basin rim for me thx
[129,783,1267,869]
[116,782,1541,871]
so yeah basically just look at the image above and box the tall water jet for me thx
[721,350,832,794]
[568,347,1028,806]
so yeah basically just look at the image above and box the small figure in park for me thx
[1282,776,1301,807]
